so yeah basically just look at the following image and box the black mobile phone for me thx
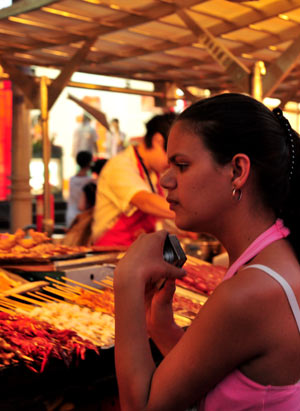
[156,234,187,290]
[163,234,187,268]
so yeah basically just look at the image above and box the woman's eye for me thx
[176,163,188,171]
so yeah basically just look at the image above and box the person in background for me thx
[63,158,107,246]
[114,93,300,410]
[72,113,99,159]
[106,118,126,158]
[91,113,177,247]
[78,158,108,211]
[65,150,93,228]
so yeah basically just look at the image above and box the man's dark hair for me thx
[76,150,92,168]
[91,158,107,175]
[144,113,177,151]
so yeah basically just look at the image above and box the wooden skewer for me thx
[93,280,109,288]
[0,306,15,315]
[8,293,47,307]
[51,283,79,297]
[94,275,113,284]
[93,282,113,290]
[0,300,18,310]
[27,292,54,303]
[61,276,104,294]
[34,291,63,303]
[93,278,113,289]
[0,301,32,313]
[42,286,76,301]
[0,297,32,311]
[44,276,81,293]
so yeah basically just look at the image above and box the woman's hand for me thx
[114,230,186,292]
[145,279,184,354]
[145,279,176,334]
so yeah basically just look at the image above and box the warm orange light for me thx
[42,7,92,22]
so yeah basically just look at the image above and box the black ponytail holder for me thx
[273,107,296,180]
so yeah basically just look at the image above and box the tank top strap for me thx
[223,219,290,281]
[243,264,300,333]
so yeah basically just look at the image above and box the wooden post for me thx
[40,76,53,235]
[10,86,32,232]
[251,61,265,102]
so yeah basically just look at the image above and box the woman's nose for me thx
[160,168,176,189]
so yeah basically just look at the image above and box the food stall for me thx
[0,228,226,409]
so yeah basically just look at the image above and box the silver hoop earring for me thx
[232,187,242,201]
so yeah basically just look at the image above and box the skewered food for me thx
[172,294,202,320]
[17,302,115,348]
[177,262,226,295]
[72,288,115,315]
[0,312,98,372]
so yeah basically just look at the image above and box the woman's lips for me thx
[167,198,178,210]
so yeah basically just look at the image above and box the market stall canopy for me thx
[1,0,300,105]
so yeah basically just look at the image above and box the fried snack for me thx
[0,228,91,261]
[17,238,36,249]
[28,229,51,245]
[0,229,25,250]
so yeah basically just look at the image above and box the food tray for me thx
[0,252,89,265]
[49,252,87,261]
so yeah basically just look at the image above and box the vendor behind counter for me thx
[91,113,177,247]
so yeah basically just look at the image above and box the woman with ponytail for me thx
[114,93,300,410]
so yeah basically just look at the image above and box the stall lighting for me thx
[269,45,278,51]
[8,16,58,30]
[263,97,281,107]
[278,14,289,21]
[13,52,32,60]
[82,0,103,4]
[257,60,266,75]
[241,53,254,59]
[176,88,184,96]
[42,7,93,22]
[249,24,262,31]
[42,49,69,57]
[0,65,9,78]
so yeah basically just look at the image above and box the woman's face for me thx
[161,120,232,232]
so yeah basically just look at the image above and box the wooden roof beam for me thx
[0,58,38,108]
[278,79,300,108]
[263,34,300,98]
[176,9,250,93]
[176,84,198,103]
[47,37,97,110]
[0,0,56,19]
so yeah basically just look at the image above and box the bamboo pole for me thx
[40,76,54,235]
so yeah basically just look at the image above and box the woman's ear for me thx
[230,154,250,189]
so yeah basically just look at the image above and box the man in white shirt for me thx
[72,114,99,158]
[91,113,176,246]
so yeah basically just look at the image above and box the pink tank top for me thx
[200,219,300,411]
